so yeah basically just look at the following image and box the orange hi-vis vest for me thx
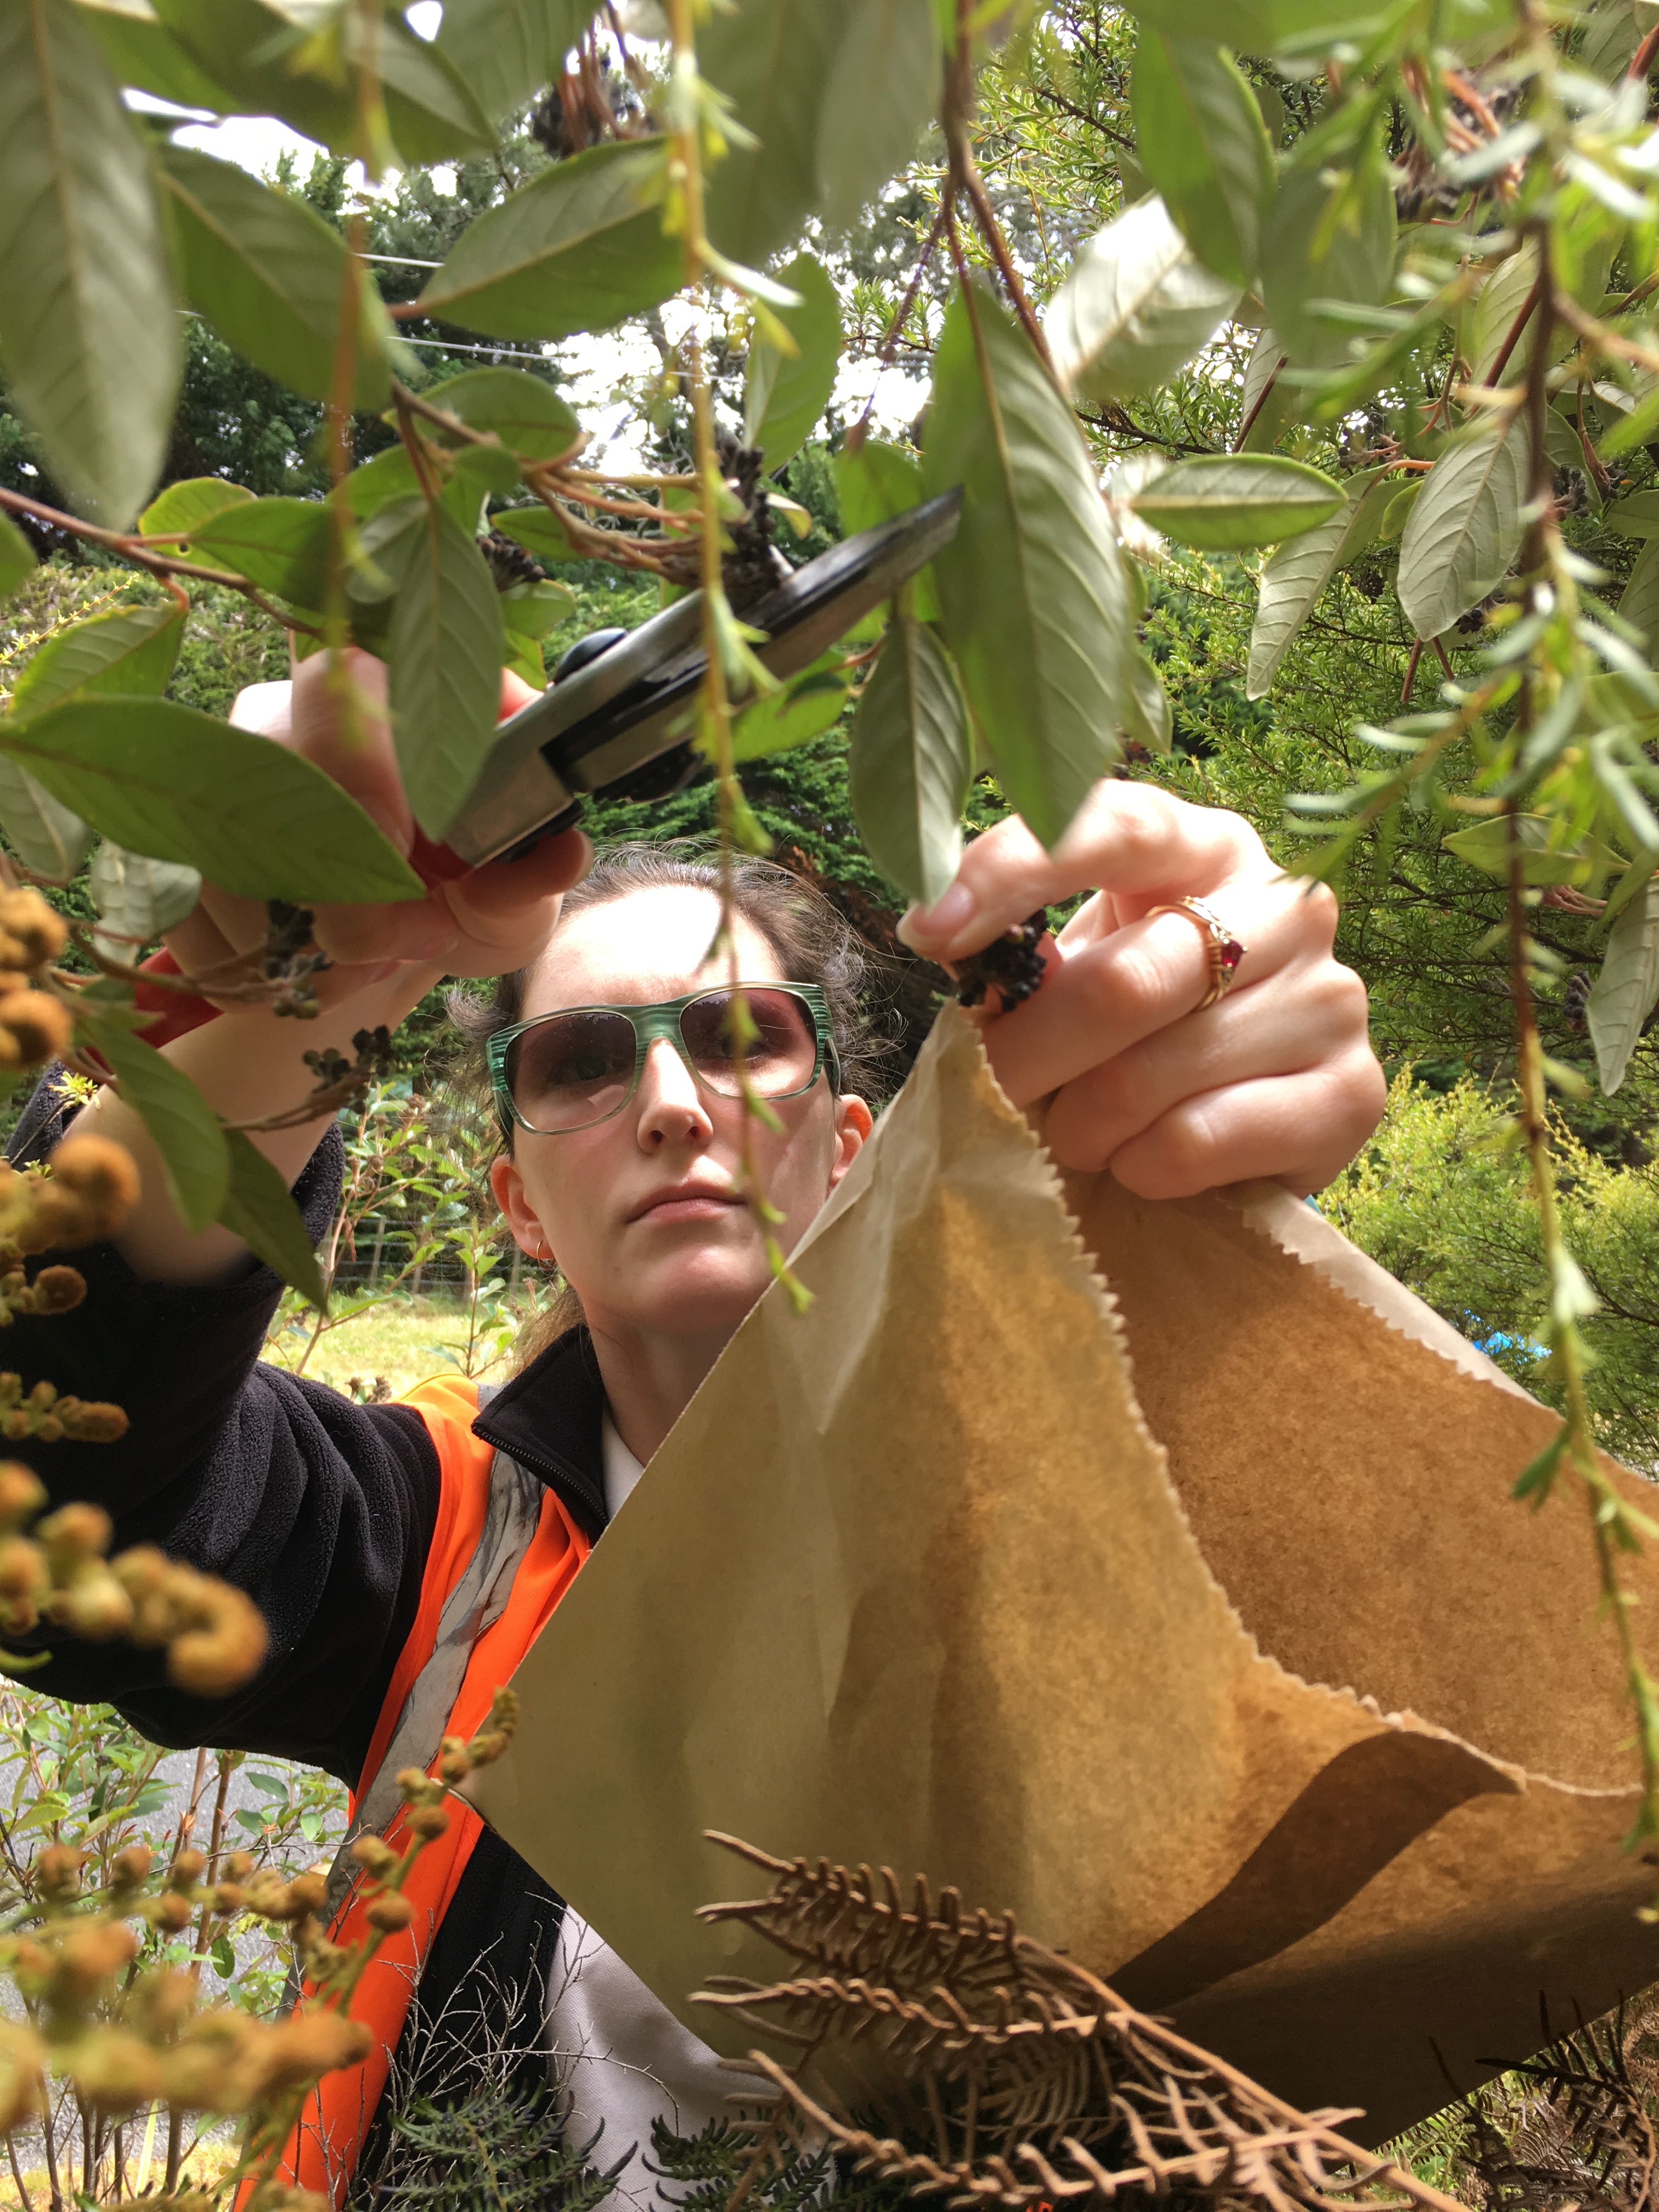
[240,1375,592,2210]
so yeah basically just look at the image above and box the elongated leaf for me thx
[849,614,971,906]
[0,0,179,524]
[0,516,38,603]
[701,0,847,267]
[1620,534,1659,647]
[1260,153,1396,366]
[0,698,424,902]
[815,0,939,232]
[190,498,334,609]
[1131,454,1343,549]
[158,146,392,411]
[1398,416,1529,640]
[744,256,843,470]
[923,290,1135,849]
[0,763,91,880]
[492,503,586,562]
[1469,245,1543,386]
[1045,196,1239,402]
[382,504,506,840]
[139,476,253,539]
[416,140,679,341]
[81,1006,228,1232]
[1237,324,1300,450]
[12,604,183,719]
[423,366,579,459]
[77,0,241,105]
[1122,645,1173,754]
[835,439,941,619]
[1132,32,1273,289]
[219,1128,325,1305]
[1246,470,1389,697]
[1442,812,1624,887]
[89,839,201,958]
[1588,876,1659,1094]
[435,0,589,122]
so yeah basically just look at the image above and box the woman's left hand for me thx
[898,782,1385,1198]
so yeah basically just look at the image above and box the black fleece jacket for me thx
[4,1071,610,2134]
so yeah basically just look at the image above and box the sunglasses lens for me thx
[680,989,819,1098]
[507,1009,639,1131]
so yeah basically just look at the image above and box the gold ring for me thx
[1145,895,1246,1010]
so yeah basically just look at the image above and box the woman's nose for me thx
[634,1037,713,1149]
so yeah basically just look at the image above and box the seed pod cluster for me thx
[0,1373,127,1444]
[0,1131,141,1263]
[0,890,71,1074]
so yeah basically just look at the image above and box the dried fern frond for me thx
[696,1834,1469,2212]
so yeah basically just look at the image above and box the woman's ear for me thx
[489,1151,551,1264]
[827,1094,874,1189]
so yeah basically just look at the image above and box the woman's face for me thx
[488,884,873,1350]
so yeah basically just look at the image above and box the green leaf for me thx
[0,698,425,902]
[744,256,843,470]
[491,503,585,563]
[81,1005,228,1233]
[849,613,970,906]
[0,515,38,603]
[434,0,590,122]
[923,289,1135,850]
[701,0,847,267]
[1469,244,1544,386]
[1588,874,1659,1096]
[416,140,680,341]
[1620,534,1659,647]
[1260,153,1396,366]
[139,476,254,539]
[0,0,180,524]
[89,839,201,957]
[1442,812,1625,888]
[731,658,851,763]
[382,503,506,840]
[1122,644,1173,754]
[1237,325,1301,451]
[1131,32,1273,289]
[76,0,241,106]
[157,144,392,412]
[1246,470,1390,698]
[1130,454,1343,549]
[11,604,184,719]
[835,439,940,619]
[0,763,91,881]
[421,366,579,460]
[219,1128,326,1305]
[500,578,577,641]
[1397,416,1528,641]
[190,498,334,609]
[1605,489,1659,537]
[814,0,940,232]
[1045,196,1239,402]
[347,444,517,533]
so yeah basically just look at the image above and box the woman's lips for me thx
[628,1189,743,1225]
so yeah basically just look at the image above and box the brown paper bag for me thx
[470,1008,1659,2144]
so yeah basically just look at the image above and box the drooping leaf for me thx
[139,476,255,539]
[0,698,425,902]
[744,256,843,470]
[1397,415,1530,640]
[381,503,506,840]
[1442,812,1625,888]
[1045,196,1240,401]
[157,144,393,411]
[1620,534,1659,646]
[701,0,848,267]
[420,366,580,460]
[190,498,335,610]
[923,290,1135,849]
[1469,243,1544,386]
[11,603,184,720]
[1260,151,1396,365]
[76,0,241,106]
[1237,324,1300,450]
[415,140,679,341]
[0,0,180,523]
[732,660,853,763]
[849,613,972,906]
[1587,875,1659,1094]
[434,0,590,122]
[79,1005,228,1233]
[1246,470,1390,697]
[89,839,201,959]
[0,516,38,603]
[219,1128,325,1305]
[814,0,940,232]
[1122,644,1173,755]
[1130,454,1343,549]
[1131,31,1274,289]
[0,764,91,881]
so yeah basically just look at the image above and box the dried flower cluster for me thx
[0,889,72,1074]
[0,1130,140,1262]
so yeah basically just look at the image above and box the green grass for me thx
[259,1289,537,1400]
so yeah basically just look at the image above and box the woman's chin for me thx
[627,1248,775,1340]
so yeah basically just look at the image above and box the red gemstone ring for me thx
[1146,895,1247,1010]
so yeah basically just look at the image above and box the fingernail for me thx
[904,883,974,945]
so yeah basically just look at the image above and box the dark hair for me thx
[447,839,894,1358]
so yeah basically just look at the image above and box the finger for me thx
[441,828,591,942]
[287,647,412,852]
[1103,1050,1389,1201]
[983,884,1306,1110]
[899,785,1265,960]
[1041,961,1371,1171]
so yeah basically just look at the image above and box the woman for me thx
[7,648,1383,2202]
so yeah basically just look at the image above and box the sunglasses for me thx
[487,984,840,1137]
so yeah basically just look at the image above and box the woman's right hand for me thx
[165,646,590,1001]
